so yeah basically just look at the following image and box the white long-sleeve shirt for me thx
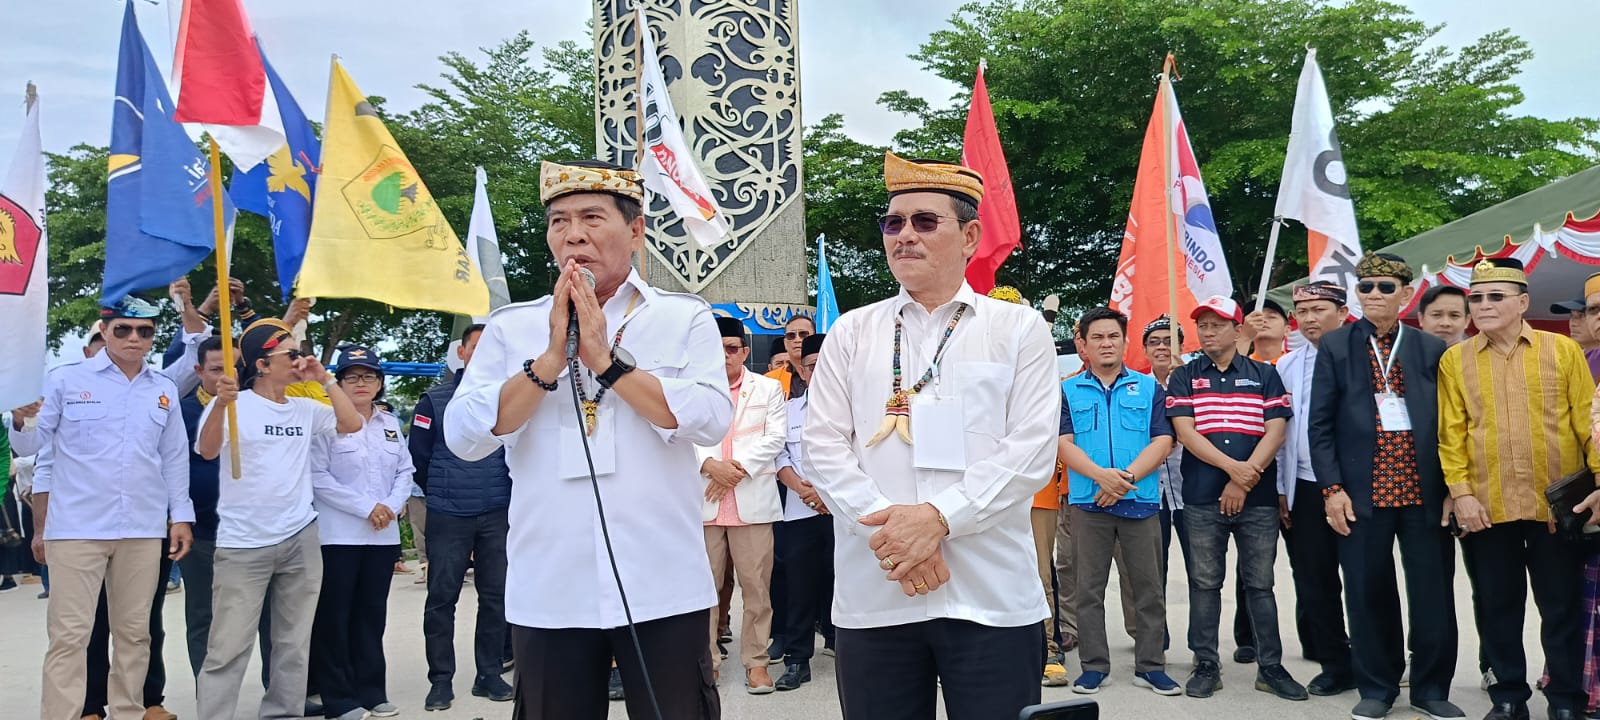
[802,284,1061,629]
[444,270,734,629]
[775,393,820,522]
[32,352,195,540]
[311,408,415,546]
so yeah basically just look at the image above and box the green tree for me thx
[833,0,1599,312]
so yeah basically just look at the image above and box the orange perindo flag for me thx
[1112,91,1189,371]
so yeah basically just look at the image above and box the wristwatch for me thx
[595,347,637,389]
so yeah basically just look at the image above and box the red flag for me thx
[961,65,1020,294]
[171,0,283,171]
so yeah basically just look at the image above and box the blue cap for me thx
[334,345,383,374]
[100,295,161,320]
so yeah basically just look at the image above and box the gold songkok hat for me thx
[987,286,1025,305]
[1355,252,1414,283]
[539,160,644,206]
[1584,271,1600,300]
[1470,257,1528,287]
[883,151,984,205]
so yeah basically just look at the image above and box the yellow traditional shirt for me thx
[1438,323,1600,523]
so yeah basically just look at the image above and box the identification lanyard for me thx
[569,291,641,435]
[1368,327,1404,395]
[865,303,968,447]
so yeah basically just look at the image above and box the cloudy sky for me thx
[0,0,1593,167]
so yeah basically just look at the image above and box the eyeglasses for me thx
[878,212,959,236]
[1466,291,1519,305]
[1357,280,1400,295]
[784,329,813,340]
[1584,305,1600,319]
[109,324,156,340]
[722,344,746,355]
[801,361,818,371]
[341,373,380,384]
[1144,337,1175,347]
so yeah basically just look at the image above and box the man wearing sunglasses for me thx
[802,152,1061,719]
[29,295,196,720]
[1439,257,1600,720]
[1305,252,1463,720]
[766,315,816,400]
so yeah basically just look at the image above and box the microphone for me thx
[566,267,597,360]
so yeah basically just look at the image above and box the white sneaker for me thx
[1481,669,1497,690]
[369,702,399,717]
[333,709,370,720]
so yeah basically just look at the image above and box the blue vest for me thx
[1062,369,1161,506]
[422,377,512,517]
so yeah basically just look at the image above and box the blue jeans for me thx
[1185,503,1283,667]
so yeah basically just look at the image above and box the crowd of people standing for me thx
[7,151,1600,720]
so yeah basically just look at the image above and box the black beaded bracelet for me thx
[523,359,558,391]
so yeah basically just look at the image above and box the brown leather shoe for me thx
[746,666,775,695]
[142,707,178,720]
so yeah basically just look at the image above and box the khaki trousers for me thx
[405,496,428,564]
[41,538,163,720]
[704,523,774,671]
[1030,508,1062,655]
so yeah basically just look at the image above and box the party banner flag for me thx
[1110,66,1233,370]
[170,0,284,170]
[450,166,510,345]
[298,58,487,316]
[103,0,235,306]
[1277,48,1364,315]
[0,83,48,410]
[961,62,1020,294]
[815,234,839,331]
[229,41,321,303]
[635,6,731,249]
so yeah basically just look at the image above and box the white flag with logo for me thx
[636,6,731,249]
[466,166,509,319]
[0,84,48,410]
[1276,48,1364,315]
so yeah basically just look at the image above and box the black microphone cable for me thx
[567,363,666,720]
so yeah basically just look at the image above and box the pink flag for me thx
[171,0,283,171]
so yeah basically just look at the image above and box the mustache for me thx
[892,247,925,259]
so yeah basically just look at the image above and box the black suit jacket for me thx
[1307,319,1448,518]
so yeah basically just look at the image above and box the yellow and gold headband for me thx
[1470,258,1527,287]
[539,160,644,205]
[1584,271,1600,300]
[884,151,984,205]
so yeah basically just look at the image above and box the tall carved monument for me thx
[593,0,809,333]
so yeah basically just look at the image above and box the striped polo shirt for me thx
[1165,352,1293,507]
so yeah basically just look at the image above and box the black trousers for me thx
[778,515,835,665]
[311,545,397,716]
[510,609,719,720]
[1462,520,1587,710]
[769,511,788,658]
[423,508,508,685]
[84,553,172,715]
[836,619,1043,720]
[1284,481,1351,671]
[1339,504,1456,703]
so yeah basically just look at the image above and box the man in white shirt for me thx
[30,296,196,720]
[802,152,1061,719]
[444,159,733,719]
[772,332,834,691]
[698,316,787,693]
[1273,281,1355,697]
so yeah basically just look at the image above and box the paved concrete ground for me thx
[0,544,1561,720]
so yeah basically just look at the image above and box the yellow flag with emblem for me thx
[299,57,488,316]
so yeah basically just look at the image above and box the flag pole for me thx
[207,136,241,480]
[1254,218,1284,312]
[1160,54,1181,362]
[634,2,651,285]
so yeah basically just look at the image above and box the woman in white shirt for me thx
[309,346,414,720]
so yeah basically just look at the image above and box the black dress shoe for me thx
[1411,699,1466,720]
[1484,702,1529,720]
[1549,709,1581,720]
[608,668,625,702]
[1308,670,1356,696]
[472,674,515,702]
[304,699,325,716]
[425,683,453,711]
[775,663,811,691]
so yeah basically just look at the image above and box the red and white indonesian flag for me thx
[635,6,731,249]
[1277,48,1364,315]
[170,0,284,171]
[0,84,48,410]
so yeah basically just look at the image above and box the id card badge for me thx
[1375,393,1412,432]
[910,393,967,471]
[559,407,617,479]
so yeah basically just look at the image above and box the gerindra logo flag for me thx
[0,194,42,295]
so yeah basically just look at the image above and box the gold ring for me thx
[913,580,928,590]
[880,557,896,570]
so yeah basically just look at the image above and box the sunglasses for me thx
[784,330,813,340]
[722,344,746,355]
[878,212,958,236]
[1356,280,1400,295]
[269,349,307,360]
[1467,291,1518,305]
[109,324,156,340]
